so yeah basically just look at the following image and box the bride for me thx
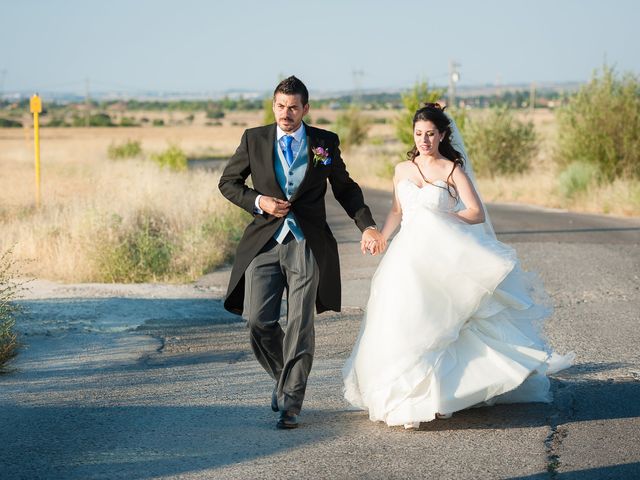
[343,103,574,429]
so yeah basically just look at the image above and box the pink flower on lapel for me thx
[312,146,332,166]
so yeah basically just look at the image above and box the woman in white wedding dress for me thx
[343,103,574,429]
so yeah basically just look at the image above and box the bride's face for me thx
[414,120,444,157]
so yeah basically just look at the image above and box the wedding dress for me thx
[342,177,574,427]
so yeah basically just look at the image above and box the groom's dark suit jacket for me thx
[218,122,375,315]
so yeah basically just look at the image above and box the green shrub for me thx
[152,118,165,127]
[394,81,444,153]
[119,116,140,127]
[0,249,21,372]
[556,65,640,181]
[93,207,251,282]
[206,108,225,119]
[201,211,247,246]
[107,140,143,160]
[462,107,537,177]
[150,144,187,171]
[0,118,22,128]
[334,106,371,149]
[315,117,331,125]
[70,113,115,127]
[89,113,115,127]
[95,211,174,282]
[558,161,600,198]
[47,116,69,127]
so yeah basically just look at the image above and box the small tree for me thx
[0,118,22,128]
[556,65,640,181]
[205,108,225,120]
[263,97,275,125]
[89,113,115,127]
[394,81,444,153]
[462,107,537,177]
[334,106,371,150]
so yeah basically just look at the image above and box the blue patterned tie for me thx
[282,135,294,167]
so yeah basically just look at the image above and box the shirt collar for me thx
[276,123,306,143]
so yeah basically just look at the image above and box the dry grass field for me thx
[0,119,253,282]
[1,106,637,283]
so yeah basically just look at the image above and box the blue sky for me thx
[1,0,637,95]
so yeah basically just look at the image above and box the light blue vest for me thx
[273,136,308,243]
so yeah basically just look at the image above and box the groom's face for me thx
[273,93,309,133]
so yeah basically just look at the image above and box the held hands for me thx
[259,196,291,218]
[360,228,387,256]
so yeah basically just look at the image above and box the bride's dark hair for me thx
[407,103,464,197]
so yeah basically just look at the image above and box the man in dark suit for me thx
[219,76,385,429]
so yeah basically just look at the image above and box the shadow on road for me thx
[507,462,640,479]
[0,404,339,479]
[416,376,640,433]
[2,375,638,478]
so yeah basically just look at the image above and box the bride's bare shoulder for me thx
[394,161,415,178]
[393,162,418,188]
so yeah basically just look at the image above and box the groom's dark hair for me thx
[273,76,309,105]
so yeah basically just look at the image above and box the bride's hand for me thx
[366,238,387,256]
[361,229,386,255]
[377,238,388,255]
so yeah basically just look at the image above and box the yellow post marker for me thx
[30,94,42,207]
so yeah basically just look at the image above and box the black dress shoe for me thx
[271,387,278,412]
[276,410,298,429]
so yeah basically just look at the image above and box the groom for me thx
[219,76,384,429]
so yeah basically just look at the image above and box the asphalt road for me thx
[1,187,639,479]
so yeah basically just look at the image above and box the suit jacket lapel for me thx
[290,122,316,203]
[257,124,287,199]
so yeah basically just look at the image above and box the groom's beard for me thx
[278,118,300,133]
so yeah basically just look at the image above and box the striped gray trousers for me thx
[243,235,319,415]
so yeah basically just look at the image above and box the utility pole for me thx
[529,81,536,115]
[0,69,7,102]
[84,77,91,127]
[448,60,460,109]
[352,69,364,106]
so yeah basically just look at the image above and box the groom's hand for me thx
[259,196,291,218]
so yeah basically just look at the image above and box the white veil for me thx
[446,112,496,239]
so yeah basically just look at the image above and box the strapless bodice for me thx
[397,179,458,223]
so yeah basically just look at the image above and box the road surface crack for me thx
[544,379,576,477]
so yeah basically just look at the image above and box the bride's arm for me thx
[451,167,485,224]
[380,171,404,241]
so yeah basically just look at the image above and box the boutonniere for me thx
[312,146,332,167]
